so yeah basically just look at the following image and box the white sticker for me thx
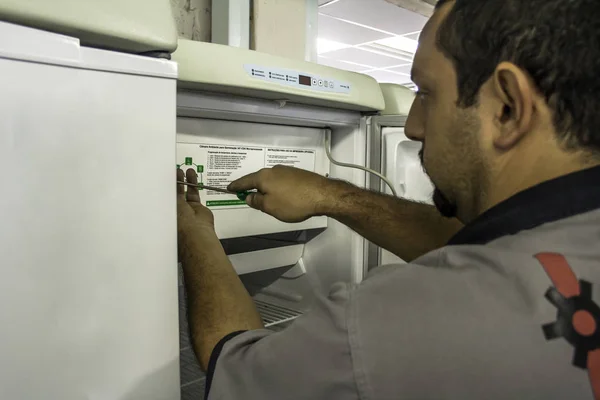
[266,148,316,169]
[177,143,316,209]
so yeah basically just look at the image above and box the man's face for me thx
[405,3,489,223]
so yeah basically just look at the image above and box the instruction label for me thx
[177,143,316,209]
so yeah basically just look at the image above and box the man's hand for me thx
[176,168,264,371]
[177,168,215,256]
[228,165,335,223]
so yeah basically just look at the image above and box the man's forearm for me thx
[180,231,263,371]
[320,180,463,262]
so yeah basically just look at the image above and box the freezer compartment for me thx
[177,118,329,240]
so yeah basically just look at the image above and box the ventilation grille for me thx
[256,300,303,327]
[179,287,303,399]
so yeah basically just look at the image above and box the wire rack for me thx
[255,300,303,328]
[181,377,206,400]
[179,291,303,399]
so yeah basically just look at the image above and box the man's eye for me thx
[416,91,428,101]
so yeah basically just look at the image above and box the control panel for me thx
[244,64,351,94]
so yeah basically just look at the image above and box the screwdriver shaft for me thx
[177,181,233,195]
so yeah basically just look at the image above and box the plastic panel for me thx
[0,0,177,53]
[0,21,177,78]
[381,127,434,201]
[380,126,434,266]
[177,118,329,240]
[380,83,416,116]
[173,39,385,112]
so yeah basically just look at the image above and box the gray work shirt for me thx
[205,166,600,400]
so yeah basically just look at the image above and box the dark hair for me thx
[434,0,600,154]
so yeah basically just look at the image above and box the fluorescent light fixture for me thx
[319,0,342,8]
[339,60,376,69]
[361,67,411,76]
[317,38,351,54]
[365,70,412,85]
[374,36,419,54]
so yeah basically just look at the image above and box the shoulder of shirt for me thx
[353,244,542,309]
[364,245,501,283]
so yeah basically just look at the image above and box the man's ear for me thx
[492,62,535,150]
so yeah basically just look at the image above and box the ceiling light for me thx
[317,38,351,54]
[319,0,342,7]
[339,60,376,69]
[374,36,419,54]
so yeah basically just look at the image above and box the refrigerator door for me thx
[0,23,179,400]
[380,126,434,265]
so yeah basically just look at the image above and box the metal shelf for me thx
[255,300,303,328]
[178,294,302,399]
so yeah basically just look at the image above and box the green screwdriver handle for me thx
[236,191,254,201]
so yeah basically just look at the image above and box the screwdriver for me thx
[177,181,254,201]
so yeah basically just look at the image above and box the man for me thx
[177,0,600,398]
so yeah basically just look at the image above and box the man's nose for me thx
[405,101,424,142]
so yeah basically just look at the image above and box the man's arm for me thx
[229,166,463,262]
[203,281,361,400]
[177,169,263,371]
[323,179,463,262]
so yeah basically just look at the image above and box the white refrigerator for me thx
[0,21,180,400]
[172,38,387,398]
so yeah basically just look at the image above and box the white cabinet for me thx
[0,22,180,400]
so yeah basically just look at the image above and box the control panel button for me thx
[312,78,317,86]
[329,82,334,88]
[318,80,323,87]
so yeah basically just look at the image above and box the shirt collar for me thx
[448,165,600,246]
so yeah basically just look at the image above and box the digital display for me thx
[299,75,312,86]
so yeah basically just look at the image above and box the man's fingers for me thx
[186,168,201,203]
[177,168,185,196]
[228,171,262,192]
[246,192,265,212]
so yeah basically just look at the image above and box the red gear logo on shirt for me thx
[537,253,600,400]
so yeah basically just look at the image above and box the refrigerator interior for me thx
[176,90,369,398]
[380,126,433,266]
[367,117,434,268]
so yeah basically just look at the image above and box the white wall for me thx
[252,0,307,61]
[170,0,317,61]
[170,0,212,41]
